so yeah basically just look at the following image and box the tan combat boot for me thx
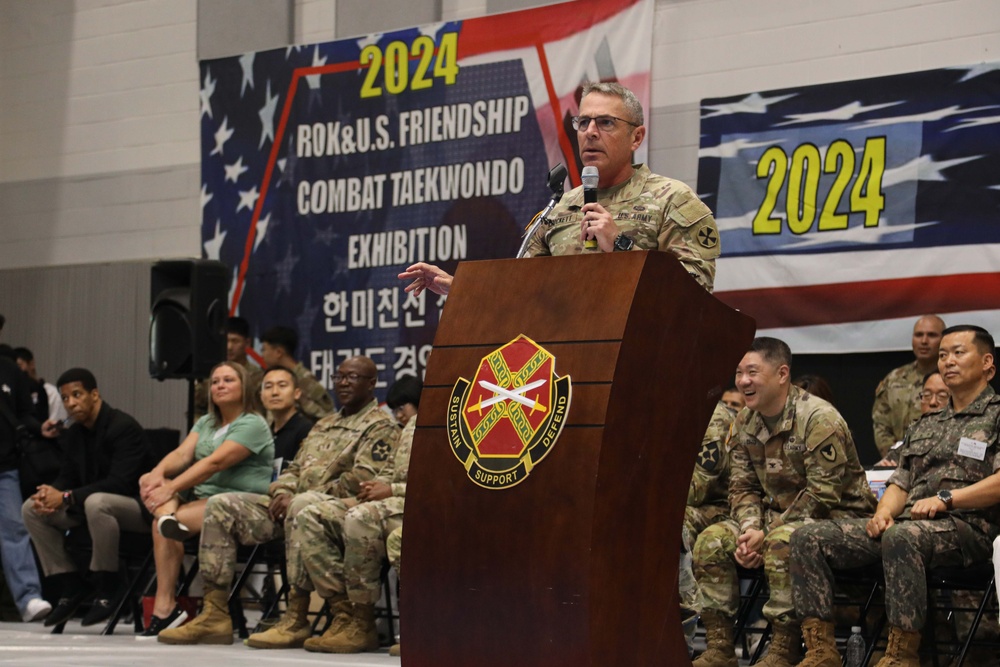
[874,626,920,667]
[157,585,233,645]
[692,611,738,667]
[799,618,843,667]
[247,586,313,649]
[389,642,401,656]
[756,622,803,667]
[303,600,378,653]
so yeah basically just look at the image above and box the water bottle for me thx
[844,625,866,667]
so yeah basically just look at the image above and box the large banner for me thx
[200,0,652,391]
[699,64,1000,353]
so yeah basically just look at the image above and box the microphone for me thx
[582,166,599,250]
[515,164,568,259]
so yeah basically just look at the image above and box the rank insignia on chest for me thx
[447,335,572,489]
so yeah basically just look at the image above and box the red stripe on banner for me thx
[456,0,644,60]
[230,60,360,314]
[535,44,580,185]
[715,273,1000,330]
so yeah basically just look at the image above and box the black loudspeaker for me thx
[149,259,231,380]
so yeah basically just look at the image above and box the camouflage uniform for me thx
[680,402,736,617]
[792,385,1000,632]
[693,386,876,625]
[523,164,719,292]
[292,361,336,421]
[192,361,264,421]
[341,416,414,604]
[196,398,398,592]
[386,526,402,574]
[872,360,924,457]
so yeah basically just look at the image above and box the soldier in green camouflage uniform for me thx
[523,163,719,291]
[872,315,945,457]
[399,82,718,298]
[158,356,397,648]
[260,325,336,421]
[692,338,875,667]
[309,414,415,655]
[792,325,1000,667]
[680,401,736,646]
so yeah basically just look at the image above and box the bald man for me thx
[872,315,946,457]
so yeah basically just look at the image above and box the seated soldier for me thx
[876,371,949,467]
[386,374,421,427]
[192,317,264,421]
[680,401,737,653]
[793,325,1000,667]
[720,386,744,412]
[692,338,875,667]
[21,368,151,627]
[386,525,403,657]
[872,315,945,458]
[306,408,416,654]
[157,355,398,647]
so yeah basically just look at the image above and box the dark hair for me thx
[227,316,251,339]
[261,326,298,358]
[793,374,836,406]
[57,367,98,391]
[0,313,5,332]
[941,325,995,356]
[262,365,298,387]
[386,375,423,410]
[748,337,792,371]
[13,347,33,363]
[923,370,942,384]
[0,344,15,361]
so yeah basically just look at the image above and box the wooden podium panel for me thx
[402,252,755,666]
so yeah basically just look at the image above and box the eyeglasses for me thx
[571,115,639,132]
[919,390,950,403]
[332,372,374,384]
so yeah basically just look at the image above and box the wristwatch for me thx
[613,233,634,252]
[936,489,953,510]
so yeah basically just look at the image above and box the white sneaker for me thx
[23,598,52,622]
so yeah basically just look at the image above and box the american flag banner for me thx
[199,0,652,392]
[699,64,1000,354]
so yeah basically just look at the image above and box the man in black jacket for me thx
[0,341,50,622]
[21,368,152,627]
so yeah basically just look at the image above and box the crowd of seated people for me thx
[0,312,418,657]
[2,308,1000,665]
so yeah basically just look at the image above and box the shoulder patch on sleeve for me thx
[668,196,712,228]
[371,440,392,462]
[819,443,838,463]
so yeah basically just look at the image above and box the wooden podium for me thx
[401,251,755,666]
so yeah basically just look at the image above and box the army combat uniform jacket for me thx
[872,360,925,457]
[889,384,1000,552]
[271,398,398,499]
[523,164,719,292]
[729,386,876,534]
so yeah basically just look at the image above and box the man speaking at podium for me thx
[399,82,720,294]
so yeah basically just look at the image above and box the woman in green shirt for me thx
[138,361,274,637]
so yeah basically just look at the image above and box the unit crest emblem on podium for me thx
[447,335,572,489]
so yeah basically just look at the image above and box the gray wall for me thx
[0,262,188,432]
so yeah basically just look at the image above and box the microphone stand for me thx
[516,164,566,259]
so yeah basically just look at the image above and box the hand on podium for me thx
[399,262,453,296]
